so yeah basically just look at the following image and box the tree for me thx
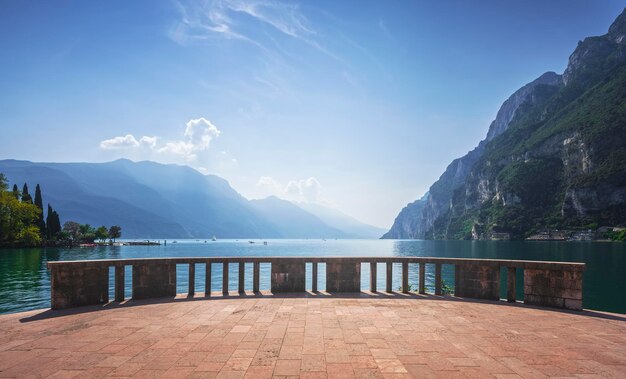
[34,184,46,238]
[63,221,81,244]
[0,191,40,245]
[21,183,32,204]
[0,173,7,191]
[79,224,96,243]
[12,184,19,200]
[46,204,62,240]
[95,226,108,243]
[108,225,122,242]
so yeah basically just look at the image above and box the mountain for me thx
[0,159,279,238]
[384,8,626,240]
[250,196,347,238]
[295,202,386,238]
[0,159,378,239]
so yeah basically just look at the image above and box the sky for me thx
[0,1,625,228]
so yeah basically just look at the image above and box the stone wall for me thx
[454,265,501,300]
[271,262,305,292]
[50,264,109,310]
[326,259,361,292]
[524,269,583,310]
[132,263,176,300]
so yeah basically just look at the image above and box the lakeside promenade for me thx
[0,293,624,378]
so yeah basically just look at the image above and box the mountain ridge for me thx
[0,159,381,239]
[384,7,626,240]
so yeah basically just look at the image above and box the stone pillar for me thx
[271,261,306,292]
[132,263,176,300]
[455,264,500,300]
[312,262,318,292]
[115,265,125,302]
[418,263,426,294]
[435,264,442,295]
[524,269,583,310]
[370,262,377,292]
[205,262,212,296]
[326,259,360,292]
[50,264,109,310]
[188,263,195,296]
[223,262,229,295]
[238,263,245,294]
[253,262,260,293]
[402,262,409,293]
[507,267,516,303]
[386,262,393,293]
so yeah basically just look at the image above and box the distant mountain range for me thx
[0,159,383,239]
[384,8,626,240]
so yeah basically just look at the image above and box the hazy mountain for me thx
[0,159,379,239]
[384,8,626,240]
[250,196,347,238]
[0,159,279,238]
[295,202,386,238]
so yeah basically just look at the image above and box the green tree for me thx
[95,226,108,243]
[21,183,32,204]
[45,204,62,240]
[17,225,41,246]
[79,224,96,243]
[0,191,41,245]
[12,184,19,200]
[0,173,7,191]
[34,184,46,238]
[108,225,122,242]
[63,221,81,244]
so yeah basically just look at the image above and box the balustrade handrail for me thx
[47,256,585,271]
[47,256,586,312]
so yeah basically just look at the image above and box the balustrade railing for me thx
[47,257,585,311]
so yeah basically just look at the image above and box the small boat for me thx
[248,241,255,244]
[212,236,217,241]
[263,241,268,245]
[172,241,178,244]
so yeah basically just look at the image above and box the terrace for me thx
[0,257,624,378]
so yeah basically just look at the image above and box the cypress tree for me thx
[12,184,19,199]
[21,183,32,204]
[46,204,61,240]
[51,210,61,238]
[34,184,46,237]
[46,204,54,240]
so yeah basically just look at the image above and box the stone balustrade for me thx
[47,257,585,311]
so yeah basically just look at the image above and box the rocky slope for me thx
[384,8,626,240]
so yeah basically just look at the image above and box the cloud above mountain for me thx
[257,175,323,203]
[99,117,221,162]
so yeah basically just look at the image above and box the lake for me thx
[1,239,624,314]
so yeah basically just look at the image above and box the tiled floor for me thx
[0,293,625,378]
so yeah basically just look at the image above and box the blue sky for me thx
[0,1,624,228]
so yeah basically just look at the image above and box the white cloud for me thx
[99,117,221,162]
[139,136,158,149]
[256,176,322,203]
[158,117,221,161]
[170,0,341,61]
[100,134,140,149]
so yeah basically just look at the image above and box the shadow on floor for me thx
[20,291,626,323]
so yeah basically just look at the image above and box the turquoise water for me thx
[0,239,624,314]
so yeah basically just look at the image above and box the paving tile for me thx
[0,295,624,379]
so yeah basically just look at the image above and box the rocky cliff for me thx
[383,8,626,240]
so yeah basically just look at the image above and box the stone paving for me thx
[0,293,625,378]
